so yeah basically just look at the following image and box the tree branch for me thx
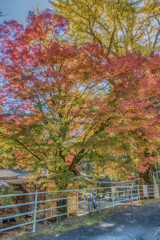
[14,139,42,161]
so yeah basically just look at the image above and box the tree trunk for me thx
[57,197,68,221]
[56,182,68,221]
[139,164,156,185]
[139,164,156,199]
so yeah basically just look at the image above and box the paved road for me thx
[29,202,160,240]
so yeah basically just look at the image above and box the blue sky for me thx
[1,0,52,23]
[0,0,52,107]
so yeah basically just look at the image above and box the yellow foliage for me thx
[50,0,160,56]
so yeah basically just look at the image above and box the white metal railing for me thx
[0,184,159,233]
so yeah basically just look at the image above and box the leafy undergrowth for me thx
[1,198,160,240]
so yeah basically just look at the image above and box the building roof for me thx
[0,180,10,188]
[4,179,31,184]
[0,166,82,183]
[0,168,20,179]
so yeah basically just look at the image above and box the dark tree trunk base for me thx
[139,164,156,200]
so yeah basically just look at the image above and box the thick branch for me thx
[68,149,86,171]
[14,139,42,161]
[153,19,160,49]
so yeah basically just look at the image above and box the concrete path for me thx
[29,202,160,240]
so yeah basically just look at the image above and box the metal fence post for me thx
[138,185,140,202]
[112,187,114,208]
[31,191,38,233]
[84,188,86,216]
[130,186,133,205]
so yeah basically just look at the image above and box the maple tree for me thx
[50,0,160,184]
[0,9,111,189]
[0,9,160,190]
[81,51,160,184]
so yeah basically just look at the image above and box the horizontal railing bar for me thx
[0,192,154,211]
[114,199,131,204]
[95,189,156,196]
[102,188,157,193]
[86,190,141,196]
[35,188,84,195]
[97,197,113,201]
[0,185,158,198]
[36,195,80,204]
[0,201,35,209]
[0,195,85,209]
[36,201,85,213]
[0,211,34,221]
[0,189,84,198]
[100,203,112,206]
[119,198,138,202]
[86,185,158,190]
[36,209,82,223]
[0,192,36,198]
[37,197,74,204]
[110,190,132,194]
[42,199,121,215]
[0,220,34,232]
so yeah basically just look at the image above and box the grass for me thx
[138,198,160,206]
[1,198,160,240]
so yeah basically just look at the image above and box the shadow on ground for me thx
[28,200,160,240]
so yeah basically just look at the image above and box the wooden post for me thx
[154,184,159,199]
[0,220,2,228]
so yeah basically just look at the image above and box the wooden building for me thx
[0,167,89,221]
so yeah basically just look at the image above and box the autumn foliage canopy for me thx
[0,9,160,186]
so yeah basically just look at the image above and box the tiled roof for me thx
[4,179,31,184]
[0,168,20,179]
[0,167,82,184]
[0,180,10,188]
